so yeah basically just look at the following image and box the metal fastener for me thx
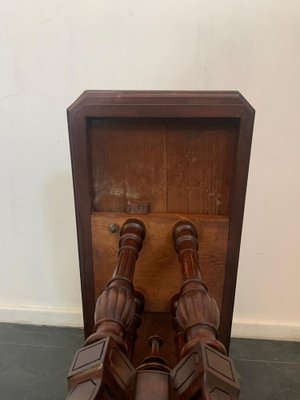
[108,223,119,233]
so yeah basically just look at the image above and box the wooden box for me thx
[68,91,254,367]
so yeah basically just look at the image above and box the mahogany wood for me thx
[67,90,255,349]
[132,312,178,368]
[66,219,240,399]
[91,212,228,312]
[90,118,237,215]
[92,212,228,367]
[66,219,145,400]
[170,220,240,400]
[86,218,145,350]
[172,220,226,358]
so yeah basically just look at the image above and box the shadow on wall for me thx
[43,171,82,309]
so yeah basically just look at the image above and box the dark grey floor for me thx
[0,323,299,400]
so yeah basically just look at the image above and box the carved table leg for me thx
[170,221,240,400]
[170,293,185,358]
[126,290,145,360]
[66,219,145,400]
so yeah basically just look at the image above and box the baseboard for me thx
[232,318,300,341]
[0,305,299,341]
[0,304,83,327]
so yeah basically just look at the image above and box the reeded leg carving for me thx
[172,221,226,357]
[65,218,241,400]
[66,219,145,400]
[86,218,146,349]
[170,221,240,400]
[126,290,145,360]
[170,293,185,358]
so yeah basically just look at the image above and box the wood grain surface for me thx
[91,212,228,313]
[68,91,255,349]
[90,118,237,215]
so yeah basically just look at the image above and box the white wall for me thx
[1,0,300,339]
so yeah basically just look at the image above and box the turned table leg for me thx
[170,221,240,400]
[66,219,146,400]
